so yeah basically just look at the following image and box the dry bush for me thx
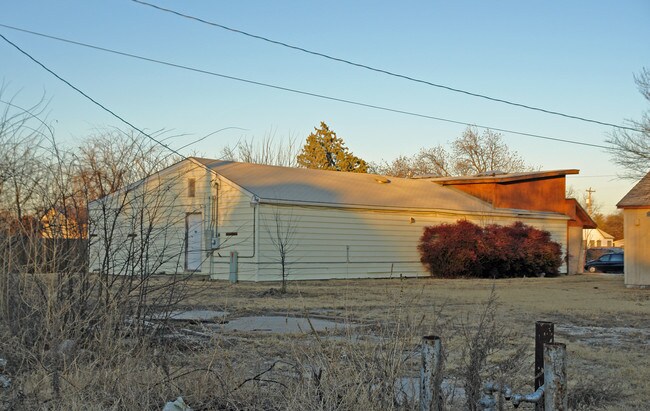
[568,375,624,410]
[0,94,197,408]
[262,281,444,410]
[456,287,528,411]
[283,317,425,409]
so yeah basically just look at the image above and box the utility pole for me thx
[585,187,596,215]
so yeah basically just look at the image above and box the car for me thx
[584,252,624,273]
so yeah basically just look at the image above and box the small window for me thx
[607,240,612,247]
[596,240,602,247]
[188,178,196,197]
[589,240,595,248]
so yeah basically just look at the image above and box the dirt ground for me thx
[176,273,650,410]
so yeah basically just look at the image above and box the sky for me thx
[1,1,649,214]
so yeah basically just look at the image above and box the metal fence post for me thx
[544,343,567,411]
[535,321,554,411]
[229,251,238,283]
[420,335,443,411]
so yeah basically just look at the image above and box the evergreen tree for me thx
[296,122,368,173]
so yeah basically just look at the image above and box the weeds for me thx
[457,286,528,411]
[568,375,624,410]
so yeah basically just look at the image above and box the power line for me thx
[131,0,642,134]
[0,32,235,178]
[0,24,613,150]
[568,174,618,178]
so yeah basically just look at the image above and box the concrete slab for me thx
[217,315,354,333]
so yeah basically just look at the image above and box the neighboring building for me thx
[88,159,593,281]
[40,208,87,239]
[617,172,650,288]
[582,228,615,249]
[429,170,596,274]
[614,239,625,248]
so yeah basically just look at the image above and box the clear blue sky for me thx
[2,1,649,214]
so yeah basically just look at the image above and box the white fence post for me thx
[544,343,567,411]
[420,335,443,411]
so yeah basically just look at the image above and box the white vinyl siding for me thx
[254,204,568,281]
[89,158,570,282]
[623,209,650,287]
[207,177,257,281]
[89,160,207,275]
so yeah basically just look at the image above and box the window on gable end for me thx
[188,178,196,198]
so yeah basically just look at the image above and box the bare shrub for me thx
[569,375,624,410]
[275,282,442,410]
[457,288,527,411]
[0,91,198,408]
[262,205,299,294]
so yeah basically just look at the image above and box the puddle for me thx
[556,324,650,346]
[216,316,354,333]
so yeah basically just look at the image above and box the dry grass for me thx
[182,274,649,410]
[2,274,648,410]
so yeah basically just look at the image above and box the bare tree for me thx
[75,127,180,201]
[607,67,650,180]
[376,127,531,178]
[566,185,602,216]
[221,129,299,167]
[0,85,52,221]
[451,127,528,175]
[0,96,203,406]
[262,206,299,293]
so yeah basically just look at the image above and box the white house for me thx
[89,158,585,281]
[582,228,615,248]
[617,172,650,288]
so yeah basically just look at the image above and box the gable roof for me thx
[193,158,502,213]
[583,228,615,240]
[617,172,650,208]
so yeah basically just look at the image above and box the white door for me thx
[186,213,203,271]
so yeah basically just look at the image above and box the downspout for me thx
[239,195,258,258]
[207,175,219,277]
[254,200,259,281]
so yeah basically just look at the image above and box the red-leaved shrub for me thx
[418,220,562,278]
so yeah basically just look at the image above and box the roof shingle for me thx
[617,172,650,208]
[196,159,494,212]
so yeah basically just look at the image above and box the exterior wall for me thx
[567,226,584,274]
[251,204,568,281]
[88,159,571,282]
[623,208,650,287]
[206,176,258,281]
[88,161,207,275]
[582,229,614,248]
[447,177,567,213]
